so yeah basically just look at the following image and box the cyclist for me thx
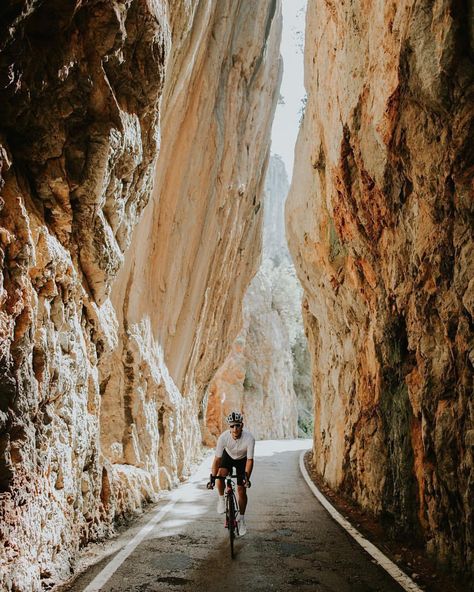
[207,411,255,536]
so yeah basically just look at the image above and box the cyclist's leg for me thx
[237,485,247,514]
[216,466,228,496]
[217,451,232,496]
[235,458,248,514]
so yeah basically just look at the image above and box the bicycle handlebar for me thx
[206,473,251,489]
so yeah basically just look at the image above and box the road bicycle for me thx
[211,473,240,558]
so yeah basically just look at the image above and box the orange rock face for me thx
[204,155,311,443]
[286,0,473,576]
[0,1,282,589]
[205,267,299,443]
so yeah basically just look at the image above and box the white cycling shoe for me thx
[217,496,225,514]
[238,514,247,536]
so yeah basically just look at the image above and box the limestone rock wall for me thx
[205,155,311,442]
[263,153,290,263]
[105,0,282,488]
[0,1,282,589]
[263,155,313,436]
[205,264,299,442]
[286,0,473,575]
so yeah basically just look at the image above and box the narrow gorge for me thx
[0,1,472,590]
[205,154,312,443]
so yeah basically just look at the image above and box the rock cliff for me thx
[286,0,473,576]
[263,154,291,264]
[205,154,311,441]
[0,1,282,589]
[205,262,299,441]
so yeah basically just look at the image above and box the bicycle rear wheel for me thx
[227,493,235,559]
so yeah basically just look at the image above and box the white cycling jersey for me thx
[216,428,255,460]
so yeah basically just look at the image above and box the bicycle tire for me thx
[227,492,235,559]
[233,492,240,538]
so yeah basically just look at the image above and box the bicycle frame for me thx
[215,473,240,558]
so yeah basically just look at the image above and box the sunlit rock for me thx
[206,155,312,442]
[205,263,299,441]
[0,1,282,589]
[286,0,474,576]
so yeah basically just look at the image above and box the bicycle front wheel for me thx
[227,493,235,559]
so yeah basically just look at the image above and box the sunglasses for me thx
[229,424,242,429]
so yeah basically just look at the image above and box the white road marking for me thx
[82,441,420,591]
[83,454,212,592]
[299,450,425,592]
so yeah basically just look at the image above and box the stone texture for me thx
[205,155,311,442]
[106,0,282,497]
[0,1,282,589]
[286,0,473,576]
[205,264,299,442]
[263,154,291,264]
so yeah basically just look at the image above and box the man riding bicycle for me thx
[207,411,255,536]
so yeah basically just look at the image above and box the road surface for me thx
[66,440,405,592]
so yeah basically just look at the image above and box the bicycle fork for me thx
[224,487,238,529]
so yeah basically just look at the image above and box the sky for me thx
[271,0,307,180]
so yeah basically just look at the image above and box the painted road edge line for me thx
[82,495,178,592]
[299,450,424,592]
[83,452,213,592]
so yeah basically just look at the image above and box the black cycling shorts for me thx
[219,449,247,485]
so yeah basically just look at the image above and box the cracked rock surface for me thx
[0,1,281,589]
[286,0,474,578]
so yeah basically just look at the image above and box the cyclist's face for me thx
[229,423,243,439]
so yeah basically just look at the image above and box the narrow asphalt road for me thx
[66,440,404,592]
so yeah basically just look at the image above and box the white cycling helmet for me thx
[226,411,243,425]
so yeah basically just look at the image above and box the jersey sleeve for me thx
[247,435,255,460]
[215,433,226,458]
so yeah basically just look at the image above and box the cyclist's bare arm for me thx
[245,459,253,478]
[211,456,222,477]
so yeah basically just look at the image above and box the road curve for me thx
[66,439,404,592]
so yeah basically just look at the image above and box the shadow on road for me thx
[64,442,405,592]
